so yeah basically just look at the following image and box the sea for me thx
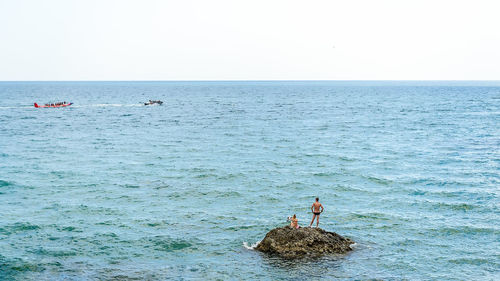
[0,81,498,280]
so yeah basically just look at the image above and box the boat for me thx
[34,102,73,108]
[144,100,163,106]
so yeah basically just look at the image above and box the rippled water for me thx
[0,81,499,280]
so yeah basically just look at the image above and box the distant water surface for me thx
[0,81,499,280]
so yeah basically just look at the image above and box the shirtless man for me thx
[309,197,324,227]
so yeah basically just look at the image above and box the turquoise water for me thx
[0,81,499,280]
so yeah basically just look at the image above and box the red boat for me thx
[34,102,73,108]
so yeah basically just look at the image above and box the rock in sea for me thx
[255,226,354,258]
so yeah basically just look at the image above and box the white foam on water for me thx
[1,103,155,109]
[72,104,143,108]
[243,241,261,250]
[0,106,34,109]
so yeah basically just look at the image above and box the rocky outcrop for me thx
[255,226,354,258]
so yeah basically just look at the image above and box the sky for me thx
[0,0,499,80]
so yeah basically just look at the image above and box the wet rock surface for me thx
[255,226,354,258]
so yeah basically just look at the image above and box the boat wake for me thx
[71,104,144,108]
[0,104,145,109]
[0,106,33,109]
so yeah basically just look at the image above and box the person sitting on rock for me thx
[287,214,299,229]
[309,197,324,227]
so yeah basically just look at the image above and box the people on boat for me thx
[144,100,163,105]
[37,101,71,107]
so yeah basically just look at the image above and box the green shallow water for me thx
[0,81,499,280]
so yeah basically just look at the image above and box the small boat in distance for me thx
[34,102,73,108]
[144,100,163,106]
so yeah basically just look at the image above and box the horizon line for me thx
[1,79,500,82]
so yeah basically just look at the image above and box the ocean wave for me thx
[409,189,497,203]
[225,225,260,231]
[343,212,392,221]
[199,190,242,198]
[401,177,469,187]
[28,247,78,257]
[193,173,218,179]
[312,172,342,177]
[390,239,423,247]
[417,200,478,211]
[409,189,427,196]
[0,222,40,235]
[0,180,13,187]
[449,257,498,266]
[123,184,140,189]
[335,185,375,193]
[58,226,83,232]
[338,156,357,162]
[142,237,193,252]
[361,175,394,186]
[464,111,500,116]
[349,242,360,249]
[258,195,280,202]
[427,226,499,236]
[74,205,122,216]
[304,153,330,158]
[0,255,45,276]
[243,241,260,250]
[216,173,245,180]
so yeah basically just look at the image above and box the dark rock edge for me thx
[255,226,354,258]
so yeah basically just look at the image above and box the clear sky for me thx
[1,0,499,80]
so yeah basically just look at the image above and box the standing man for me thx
[309,197,324,227]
